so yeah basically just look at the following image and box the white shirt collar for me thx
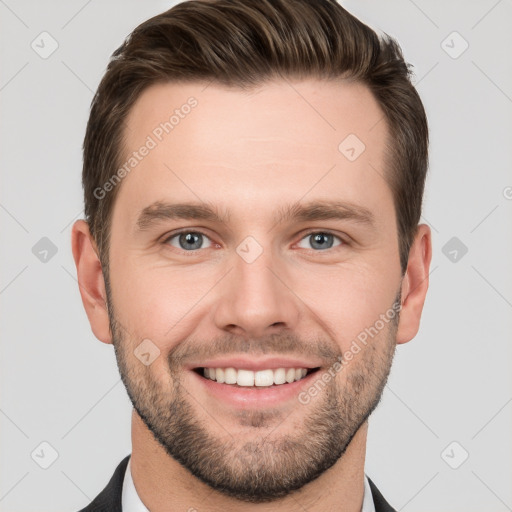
[362,473,376,512]
[122,457,149,512]
[122,456,375,512]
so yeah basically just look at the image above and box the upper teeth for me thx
[202,367,308,387]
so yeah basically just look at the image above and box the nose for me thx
[212,244,301,338]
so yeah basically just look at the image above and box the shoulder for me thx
[368,477,397,512]
[75,454,131,512]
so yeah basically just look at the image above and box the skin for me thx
[72,78,431,512]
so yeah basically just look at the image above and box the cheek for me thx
[110,258,213,344]
[299,260,399,351]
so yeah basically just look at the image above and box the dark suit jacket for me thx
[77,454,397,512]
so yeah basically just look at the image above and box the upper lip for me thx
[188,356,323,372]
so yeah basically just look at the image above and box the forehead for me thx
[114,78,392,231]
[123,77,387,156]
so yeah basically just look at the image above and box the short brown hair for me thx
[82,0,428,275]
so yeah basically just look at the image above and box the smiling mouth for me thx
[193,367,321,388]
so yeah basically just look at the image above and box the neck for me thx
[130,410,368,512]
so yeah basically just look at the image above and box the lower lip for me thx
[190,369,319,408]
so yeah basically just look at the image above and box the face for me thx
[104,78,404,502]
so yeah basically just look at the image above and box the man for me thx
[71,0,431,510]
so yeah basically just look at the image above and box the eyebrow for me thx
[274,200,375,228]
[135,199,375,231]
[136,201,230,231]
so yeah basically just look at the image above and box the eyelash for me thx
[161,229,348,254]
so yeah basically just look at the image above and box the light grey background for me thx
[1,1,511,511]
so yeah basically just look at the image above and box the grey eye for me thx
[297,232,342,250]
[167,232,212,251]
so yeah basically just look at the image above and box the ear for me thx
[71,220,112,344]
[396,223,432,345]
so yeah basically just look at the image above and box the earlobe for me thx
[396,224,432,345]
[71,220,113,344]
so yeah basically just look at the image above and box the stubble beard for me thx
[107,284,399,503]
